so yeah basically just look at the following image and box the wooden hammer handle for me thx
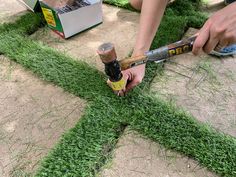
[118,35,198,71]
[119,55,148,70]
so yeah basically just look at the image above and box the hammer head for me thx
[97,43,123,82]
[97,43,117,63]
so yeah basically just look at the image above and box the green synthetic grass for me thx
[0,12,44,35]
[1,32,236,176]
[0,0,236,176]
[103,0,133,10]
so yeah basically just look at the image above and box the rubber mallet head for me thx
[97,43,126,91]
[97,43,122,82]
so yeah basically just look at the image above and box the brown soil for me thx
[0,56,86,176]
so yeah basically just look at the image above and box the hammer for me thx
[97,35,197,92]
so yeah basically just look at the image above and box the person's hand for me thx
[107,64,146,96]
[192,2,236,55]
[122,64,146,93]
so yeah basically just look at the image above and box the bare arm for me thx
[121,0,168,94]
[133,0,169,55]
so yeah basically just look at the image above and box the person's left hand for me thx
[107,64,146,96]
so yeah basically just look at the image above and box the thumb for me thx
[125,77,142,93]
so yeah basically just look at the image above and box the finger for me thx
[117,90,126,97]
[203,36,219,54]
[107,79,125,96]
[107,79,112,87]
[225,28,236,46]
[107,70,132,96]
[122,70,133,81]
[192,22,211,55]
[125,78,142,93]
[215,39,229,51]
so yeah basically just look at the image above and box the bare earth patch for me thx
[30,4,140,71]
[0,0,27,24]
[202,0,225,16]
[0,56,86,176]
[151,28,236,137]
[100,129,218,177]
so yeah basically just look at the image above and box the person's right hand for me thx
[192,2,236,55]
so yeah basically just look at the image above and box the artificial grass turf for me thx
[103,0,133,10]
[0,0,236,176]
[1,32,236,176]
[0,12,44,35]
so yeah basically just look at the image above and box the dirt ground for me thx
[0,1,86,176]
[100,129,218,177]
[0,56,86,177]
[1,0,235,177]
[0,0,26,24]
[151,28,236,137]
[30,4,140,72]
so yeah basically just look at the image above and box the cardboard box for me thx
[40,0,75,8]
[18,0,41,12]
[39,0,103,39]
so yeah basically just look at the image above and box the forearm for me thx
[133,0,168,56]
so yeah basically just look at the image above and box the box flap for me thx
[18,0,40,12]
